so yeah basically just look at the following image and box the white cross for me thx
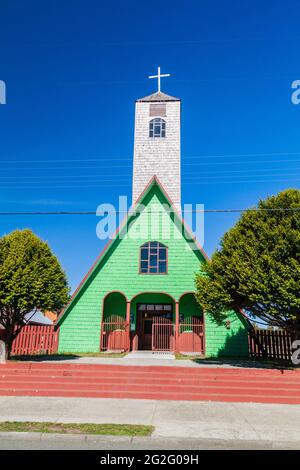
[148,66,170,93]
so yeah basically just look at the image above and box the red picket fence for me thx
[178,317,204,354]
[100,314,128,352]
[0,325,58,356]
[249,328,293,360]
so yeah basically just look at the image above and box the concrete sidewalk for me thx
[15,353,287,369]
[0,396,299,446]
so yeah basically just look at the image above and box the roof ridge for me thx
[136,91,180,102]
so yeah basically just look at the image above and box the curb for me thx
[0,431,132,442]
[0,432,300,450]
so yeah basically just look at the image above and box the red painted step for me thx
[2,362,299,376]
[0,388,300,404]
[0,362,299,404]
[0,373,300,392]
[0,382,299,398]
[4,370,300,383]
[1,371,300,387]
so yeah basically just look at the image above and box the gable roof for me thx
[56,176,209,326]
[136,91,180,102]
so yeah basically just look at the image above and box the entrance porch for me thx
[100,291,204,355]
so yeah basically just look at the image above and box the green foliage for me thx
[0,229,69,350]
[195,189,300,335]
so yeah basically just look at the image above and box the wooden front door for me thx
[141,316,153,350]
[137,303,173,350]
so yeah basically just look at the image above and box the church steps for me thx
[1,374,300,388]
[2,363,299,377]
[0,364,299,404]
[0,383,299,398]
[0,377,299,397]
[0,388,299,405]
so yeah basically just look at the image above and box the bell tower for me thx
[132,67,181,209]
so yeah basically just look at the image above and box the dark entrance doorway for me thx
[137,303,173,350]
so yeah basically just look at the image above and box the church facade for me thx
[56,75,249,357]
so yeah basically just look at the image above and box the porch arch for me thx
[179,292,203,319]
[102,290,127,320]
[130,291,176,304]
[130,292,175,351]
[100,291,128,352]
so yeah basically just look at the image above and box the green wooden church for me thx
[56,69,249,357]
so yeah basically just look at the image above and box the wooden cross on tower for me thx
[148,66,170,93]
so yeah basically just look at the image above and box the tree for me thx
[0,229,69,357]
[195,189,300,336]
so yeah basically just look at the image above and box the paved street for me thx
[0,396,299,449]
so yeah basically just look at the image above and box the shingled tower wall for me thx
[132,91,181,209]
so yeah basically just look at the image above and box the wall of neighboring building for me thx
[43,311,57,323]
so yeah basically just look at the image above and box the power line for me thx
[185,152,300,159]
[184,172,300,180]
[0,175,300,189]
[0,175,298,188]
[2,156,300,169]
[1,158,300,172]
[1,166,300,182]
[184,167,300,176]
[2,151,300,164]
[0,177,300,190]
[183,158,300,167]
[0,208,299,216]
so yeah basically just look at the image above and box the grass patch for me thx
[78,352,128,358]
[175,353,203,360]
[0,421,154,436]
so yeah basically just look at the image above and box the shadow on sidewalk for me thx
[10,354,81,362]
[192,357,294,370]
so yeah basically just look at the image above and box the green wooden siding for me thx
[58,183,248,356]
[205,311,249,357]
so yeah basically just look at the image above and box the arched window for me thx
[140,242,168,274]
[149,118,166,138]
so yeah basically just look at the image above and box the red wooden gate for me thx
[178,317,204,354]
[152,316,174,352]
[100,314,128,352]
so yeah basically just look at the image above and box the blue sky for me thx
[0,0,300,292]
